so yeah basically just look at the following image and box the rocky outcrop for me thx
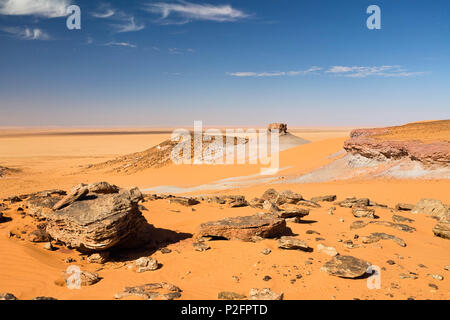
[196,214,288,242]
[248,288,283,300]
[361,233,406,247]
[114,283,182,300]
[433,221,450,240]
[344,122,450,167]
[278,236,311,251]
[45,183,152,252]
[268,123,288,135]
[321,255,371,278]
[411,199,449,221]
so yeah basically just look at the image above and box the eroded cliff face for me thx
[344,121,450,167]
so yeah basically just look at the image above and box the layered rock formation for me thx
[344,120,450,167]
[44,182,152,252]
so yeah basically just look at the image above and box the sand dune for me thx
[0,124,449,300]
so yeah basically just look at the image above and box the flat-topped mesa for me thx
[343,120,450,167]
[268,123,288,135]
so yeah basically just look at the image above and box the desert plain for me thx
[0,121,449,300]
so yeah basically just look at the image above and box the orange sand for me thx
[0,127,449,300]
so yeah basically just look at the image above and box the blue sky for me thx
[0,0,449,127]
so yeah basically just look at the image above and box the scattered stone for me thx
[263,275,272,281]
[278,236,311,251]
[352,207,375,219]
[62,270,101,287]
[339,218,345,223]
[276,190,303,205]
[45,184,152,252]
[395,203,414,211]
[114,283,181,300]
[311,195,337,202]
[134,257,159,273]
[262,189,279,202]
[225,195,248,208]
[399,272,418,280]
[350,220,416,232]
[276,206,309,219]
[387,260,396,265]
[193,242,210,252]
[65,257,75,263]
[306,230,320,235]
[418,264,427,268]
[338,197,370,208]
[343,240,359,249]
[433,221,450,240]
[0,293,18,300]
[261,248,271,255]
[296,200,321,208]
[169,197,200,207]
[328,207,336,215]
[43,242,54,251]
[52,184,89,210]
[412,199,449,221]
[321,255,371,278]
[428,274,444,281]
[263,200,280,213]
[160,247,172,254]
[196,214,288,242]
[361,233,406,247]
[28,228,51,243]
[248,288,283,300]
[444,265,450,271]
[428,283,438,290]
[87,252,109,264]
[218,292,246,300]
[249,198,265,209]
[317,244,338,257]
[392,215,415,224]
[5,196,22,204]
[87,182,119,194]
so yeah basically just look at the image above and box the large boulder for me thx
[45,184,152,252]
[196,214,288,242]
[412,199,449,221]
[321,255,371,278]
[433,221,450,240]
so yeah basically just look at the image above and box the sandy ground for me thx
[0,127,449,300]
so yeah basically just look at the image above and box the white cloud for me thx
[326,65,425,78]
[146,1,249,24]
[0,0,71,18]
[228,67,322,77]
[112,15,145,33]
[2,26,50,40]
[105,41,137,48]
[168,47,195,54]
[92,9,115,18]
[91,3,115,18]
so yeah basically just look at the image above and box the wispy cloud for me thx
[92,3,115,18]
[326,65,425,78]
[228,66,425,78]
[0,0,71,18]
[1,26,51,40]
[228,67,322,77]
[112,15,145,33]
[105,41,137,48]
[145,1,249,24]
[168,47,195,54]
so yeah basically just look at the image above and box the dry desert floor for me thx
[0,127,449,300]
